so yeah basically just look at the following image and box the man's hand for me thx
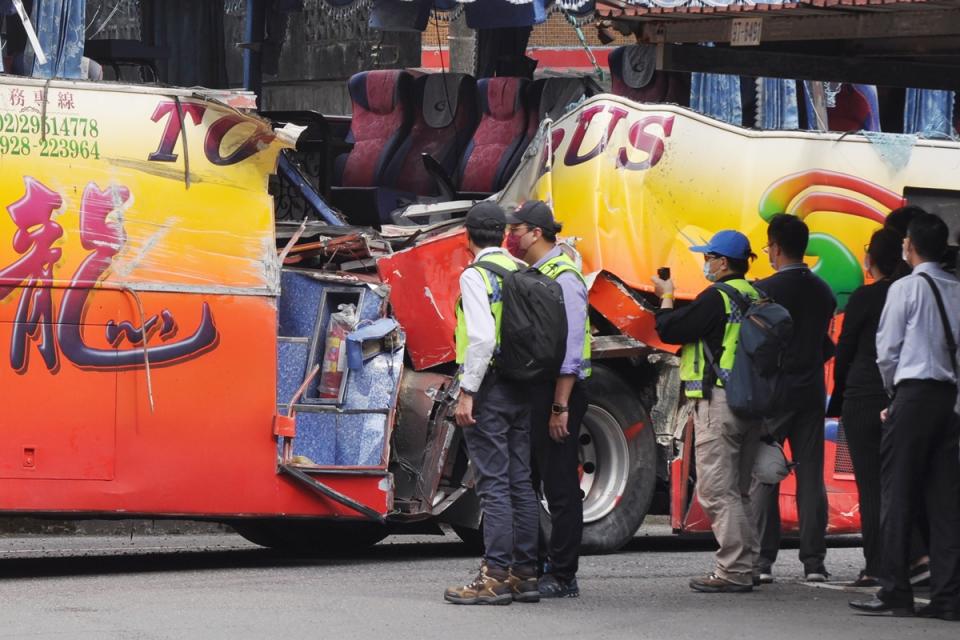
[880,408,888,422]
[549,411,569,443]
[651,275,674,298]
[455,393,476,427]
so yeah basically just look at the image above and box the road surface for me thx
[0,523,954,639]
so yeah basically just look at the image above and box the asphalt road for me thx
[0,523,955,640]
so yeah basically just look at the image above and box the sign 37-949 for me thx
[730,18,763,47]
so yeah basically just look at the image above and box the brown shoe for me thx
[444,564,513,605]
[506,567,541,603]
[689,573,753,593]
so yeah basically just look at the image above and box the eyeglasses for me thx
[704,253,721,262]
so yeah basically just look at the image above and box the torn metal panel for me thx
[377,229,472,370]
[590,271,673,353]
[392,370,452,508]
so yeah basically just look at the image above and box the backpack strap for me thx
[918,272,958,375]
[712,281,751,315]
[473,260,513,280]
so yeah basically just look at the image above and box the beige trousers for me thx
[693,388,762,585]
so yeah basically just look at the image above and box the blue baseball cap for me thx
[689,230,753,260]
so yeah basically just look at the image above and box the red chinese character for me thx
[57,91,75,110]
[0,178,64,372]
[9,88,25,107]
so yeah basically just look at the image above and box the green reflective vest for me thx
[455,252,518,366]
[679,278,758,399]
[536,252,592,379]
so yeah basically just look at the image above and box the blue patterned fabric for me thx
[30,0,85,79]
[904,89,956,139]
[757,78,799,130]
[690,72,742,126]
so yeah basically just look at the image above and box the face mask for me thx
[506,230,531,259]
[703,260,718,282]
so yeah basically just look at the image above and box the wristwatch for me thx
[551,403,569,415]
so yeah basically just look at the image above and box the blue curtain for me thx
[30,0,85,79]
[756,78,799,130]
[690,72,742,126]
[904,89,956,138]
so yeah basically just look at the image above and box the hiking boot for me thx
[506,567,541,603]
[538,573,580,598]
[444,564,513,605]
[689,573,753,593]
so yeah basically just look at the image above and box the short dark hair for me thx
[907,212,949,261]
[726,256,752,275]
[766,213,809,259]
[867,228,903,278]
[467,226,505,249]
[540,221,562,243]
[884,205,926,240]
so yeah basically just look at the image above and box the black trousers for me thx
[843,394,930,578]
[752,404,828,574]
[879,380,960,610]
[842,394,888,577]
[531,380,588,580]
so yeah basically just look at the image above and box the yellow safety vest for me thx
[679,278,758,398]
[536,252,592,379]
[455,252,519,365]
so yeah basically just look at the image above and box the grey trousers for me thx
[693,388,762,585]
[461,372,540,572]
[751,404,828,574]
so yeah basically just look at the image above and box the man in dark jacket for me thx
[751,214,837,583]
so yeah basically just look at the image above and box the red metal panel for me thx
[377,230,472,370]
[590,272,674,353]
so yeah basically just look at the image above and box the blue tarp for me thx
[691,72,742,126]
[757,78,799,130]
[904,89,956,139]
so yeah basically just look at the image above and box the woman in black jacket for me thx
[826,228,903,587]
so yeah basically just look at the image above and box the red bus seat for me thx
[456,77,529,194]
[609,45,689,106]
[386,73,478,197]
[336,70,415,187]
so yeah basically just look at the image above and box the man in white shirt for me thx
[444,202,540,606]
[850,212,960,620]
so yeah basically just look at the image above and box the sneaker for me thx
[444,564,513,605]
[538,573,580,598]
[910,561,931,588]
[689,573,753,593]
[758,572,774,584]
[506,567,541,603]
[805,570,830,582]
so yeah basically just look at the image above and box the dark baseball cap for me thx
[464,201,506,230]
[505,200,561,233]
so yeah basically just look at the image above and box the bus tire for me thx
[231,519,388,554]
[540,365,657,555]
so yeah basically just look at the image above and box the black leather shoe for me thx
[917,604,960,621]
[849,596,914,616]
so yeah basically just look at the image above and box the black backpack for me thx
[474,261,567,382]
[704,282,793,418]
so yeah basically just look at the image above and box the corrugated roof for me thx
[596,0,945,20]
